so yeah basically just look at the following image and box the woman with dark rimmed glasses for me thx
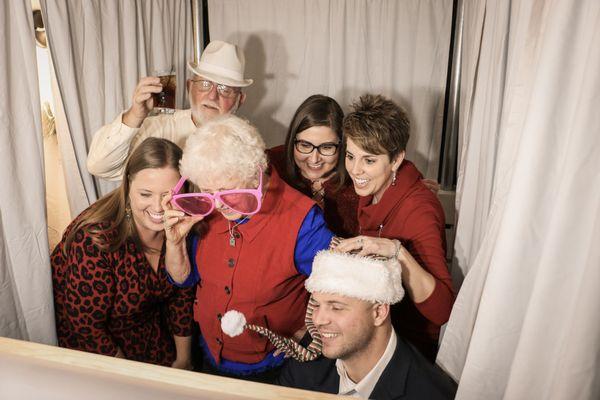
[162,115,333,382]
[267,95,360,237]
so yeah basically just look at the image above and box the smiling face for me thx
[187,76,245,126]
[129,167,181,236]
[293,125,340,181]
[345,138,404,203]
[311,292,380,360]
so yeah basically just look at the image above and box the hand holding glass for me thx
[151,70,176,114]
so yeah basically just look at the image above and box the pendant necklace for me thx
[228,217,248,247]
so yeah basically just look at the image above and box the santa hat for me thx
[220,251,404,361]
[305,250,405,304]
[220,297,323,362]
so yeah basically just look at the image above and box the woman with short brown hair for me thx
[334,94,454,361]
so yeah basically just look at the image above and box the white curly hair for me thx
[180,115,267,188]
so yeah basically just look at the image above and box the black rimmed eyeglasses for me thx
[294,140,340,156]
[191,79,240,99]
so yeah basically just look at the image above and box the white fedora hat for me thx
[188,40,253,88]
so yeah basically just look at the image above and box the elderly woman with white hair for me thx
[161,115,333,382]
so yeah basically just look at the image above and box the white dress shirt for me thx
[336,329,397,399]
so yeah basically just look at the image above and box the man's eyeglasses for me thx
[170,168,263,217]
[191,79,240,99]
[294,140,340,156]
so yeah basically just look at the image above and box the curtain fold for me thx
[41,0,194,205]
[208,0,452,178]
[450,0,509,282]
[438,1,600,398]
[0,0,56,344]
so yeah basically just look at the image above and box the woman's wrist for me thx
[174,354,192,363]
[166,232,188,247]
[165,245,191,283]
[171,357,193,370]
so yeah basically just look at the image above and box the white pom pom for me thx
[221,310,246,337]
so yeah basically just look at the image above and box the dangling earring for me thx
[125,205,132,219]
[391,170,397,186]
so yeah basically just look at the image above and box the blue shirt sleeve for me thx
[294,205,334,276]
[167,234,200,288]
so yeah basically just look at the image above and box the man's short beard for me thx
[190,96,240,127]
[324,324,376,361]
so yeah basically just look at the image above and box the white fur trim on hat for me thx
[305,251,405,304]
[188,40,253,87]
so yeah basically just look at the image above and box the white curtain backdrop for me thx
[449,0,507,282]
[0,0,56,344]
[208,0,452,178]
[438,0,600,399]
[41,0,194,206]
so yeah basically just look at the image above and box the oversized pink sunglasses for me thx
[170,168,263,217]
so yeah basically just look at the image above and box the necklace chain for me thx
[228,217,248,246]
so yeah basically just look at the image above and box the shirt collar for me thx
[336,329,397,399]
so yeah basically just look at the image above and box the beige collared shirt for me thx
[336,329,397,399]
[87,109,197,180]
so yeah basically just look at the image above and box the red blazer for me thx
[267,145,359,237]
[357,160,454,360]
[193,169,315,364]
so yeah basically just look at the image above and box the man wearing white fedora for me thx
[87,40,253,180]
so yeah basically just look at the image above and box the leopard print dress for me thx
[51,219,195,366]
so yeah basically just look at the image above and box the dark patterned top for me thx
[51,216,195,366]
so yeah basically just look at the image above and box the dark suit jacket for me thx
[277,335,457,399]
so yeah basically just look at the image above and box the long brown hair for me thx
[64,138,182,254]
[284,94,346,192]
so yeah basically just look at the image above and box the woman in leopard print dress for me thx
[51,138,194,367]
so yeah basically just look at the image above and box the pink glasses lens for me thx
[220,192,259,214]
[173,196,213,216]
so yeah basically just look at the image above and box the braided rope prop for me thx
[220,297,322,362]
